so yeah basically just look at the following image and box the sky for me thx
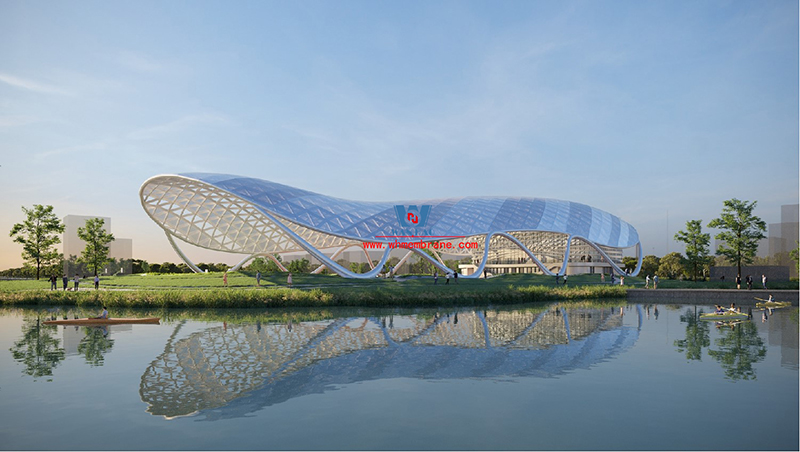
[1,0,798,270]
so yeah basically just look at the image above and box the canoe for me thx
[755,301,791,308]
[699,312,748,321]
[42,317,160,326]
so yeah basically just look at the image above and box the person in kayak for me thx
[714,305,726,314]
[93,307,108,319]
[728,303,740,313]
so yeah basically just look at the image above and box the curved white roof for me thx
[140,173,639,253]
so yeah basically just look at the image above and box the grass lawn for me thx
[1,271,794,308]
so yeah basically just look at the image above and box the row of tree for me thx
[7,199,797,280]
[627,198,798,280]
[8,205,114,279]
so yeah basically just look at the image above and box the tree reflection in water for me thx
[675,308,767,380]
[674,308,710,361]
[9,315,66,381]
[708,321,766,381]
[78,326,115,367]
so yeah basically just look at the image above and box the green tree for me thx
[77,218,115,276]
[707,199,766,279]
[674,220,711,281]
[790,241,799,274]
[287,258,310,273]
[659,252,686,279]
[640,255,660,277]
[622,257,638,273]
[9,204,65,280]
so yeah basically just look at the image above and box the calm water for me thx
[1,302,797,451]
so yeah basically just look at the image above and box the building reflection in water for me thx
[140,305,642,420]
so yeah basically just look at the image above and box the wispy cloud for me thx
[0,73,72,95]
[126,114,231,141]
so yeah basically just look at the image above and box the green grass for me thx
[2,271,794,309]
[0,272,627,308]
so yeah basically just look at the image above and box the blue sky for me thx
[1,0,797,269]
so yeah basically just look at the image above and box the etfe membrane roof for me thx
[176,173,639,249]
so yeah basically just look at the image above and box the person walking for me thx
[645,275,650,289]
[73,274,80,291]
[49,275,57,290]
[433,270,438,285]
[445,272,450,285]
[94,275,100,290]
[287,272,293,288]
[256,271,261,286]
[223,271,228,287]
[62,274,68,291]
[454,271,458,284]
[762,274,767,289]
[736,274,741,290]
[653,275,659,289]
[746,275,753,290]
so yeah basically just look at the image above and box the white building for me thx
[63,215,132,274]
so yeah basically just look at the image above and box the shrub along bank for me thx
[0,276,627,308]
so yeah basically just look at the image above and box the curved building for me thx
[139,173,642,278]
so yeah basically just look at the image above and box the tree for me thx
[640,255,660,277]
[707,199,766,279]
[659,252,686,279]
[674,220,711,281]
[789,241,800,274]
[622,257,638,274]
[77,218,115,276]
[9,205,65,280]
[287,258,310,273]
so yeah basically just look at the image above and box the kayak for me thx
[42,317,160,326]
[699,312,748,321]
[755,301,792,308]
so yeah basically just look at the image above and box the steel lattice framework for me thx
[140,173,642,278]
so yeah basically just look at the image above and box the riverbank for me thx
[627,288,799,305]
[0,284,628,308]
[2,272,797,308]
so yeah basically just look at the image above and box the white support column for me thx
[362,246,375,270]
[266,254,289,272]
[164,231,204,273]
[391,251,414,276]
[410,248,453,275]
[311,246,347,274]
[559,235,573,277]
[230,254,255,271]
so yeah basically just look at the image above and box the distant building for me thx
[714,204,798,278]
[63,215,132,275]
[766,204,799,278]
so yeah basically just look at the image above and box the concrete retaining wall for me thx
[626,289,798,305]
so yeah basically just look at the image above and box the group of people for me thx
[47,274,101,291]
[732,274,768,290]
[644,274,659,289]
[432,269,458,284]
[714,303,741,314]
